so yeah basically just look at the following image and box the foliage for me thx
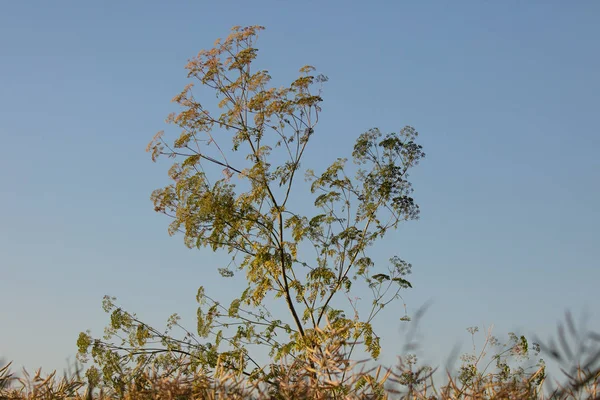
[76,25,425,393]
[442,325,546,398]
[5,318,600,398]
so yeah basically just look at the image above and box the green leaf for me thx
[229,299,241,317]
[372,273,390,282]
[392,277,413,288]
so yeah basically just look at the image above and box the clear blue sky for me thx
[1,1,598,380]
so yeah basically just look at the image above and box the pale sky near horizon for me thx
[1,1,599,382]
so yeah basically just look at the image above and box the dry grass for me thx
[1,358,597,399]
[2,313,599,399]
